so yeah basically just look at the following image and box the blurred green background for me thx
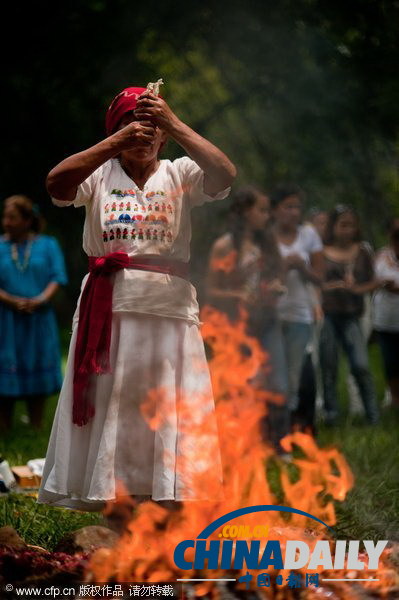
[2,0,399,327]
[1,0,399,549]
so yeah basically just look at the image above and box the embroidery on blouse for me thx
[103,189,174,244]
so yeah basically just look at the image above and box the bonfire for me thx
[83,302,399,599]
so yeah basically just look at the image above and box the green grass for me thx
[0,352,102,550]
[0,341,398,549]
[319,417,399,542]
[0,394,102,550]
[0,493,101,551]
[316,344,399,542]
[0,394,59,466]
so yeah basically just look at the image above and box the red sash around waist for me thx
[73,252,189,426]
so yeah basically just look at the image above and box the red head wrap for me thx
[105,86,147,136]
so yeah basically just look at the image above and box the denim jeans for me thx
[261,319,290,448]
[319,314,379,423]
[262,319,289,397]
[280,321,312,412]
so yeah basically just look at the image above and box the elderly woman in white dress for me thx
[38,82,236,511]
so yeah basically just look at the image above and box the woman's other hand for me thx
[265,278,287,296]
[113,120,157,151]
[5,295,46,313]
[6,296,30,312]
[285,253,306,272]
[23,296,46,313]
[259,279,287,308]
[323,279,347,291]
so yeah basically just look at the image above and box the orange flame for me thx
[86,305,397,598]
[209,249,238,274]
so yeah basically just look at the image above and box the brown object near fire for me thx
[11,465,41,488]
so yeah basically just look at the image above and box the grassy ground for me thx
[321,416,399,542]
[0,395,102,551]
[316,344,399,543]
[0,342,398,549]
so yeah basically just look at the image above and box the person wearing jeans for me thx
[320,314,378,424]
[320,205,379,425]
[271,184,324,415]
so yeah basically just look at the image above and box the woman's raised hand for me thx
[134,93,178,132]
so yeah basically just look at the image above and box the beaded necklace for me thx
[11,236,34,272]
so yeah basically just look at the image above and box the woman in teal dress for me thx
[0,195,67,430]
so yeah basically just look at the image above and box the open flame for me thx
[87,304,398,598]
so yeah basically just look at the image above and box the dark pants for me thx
[377,330,399,380]
[319,314,379,424]
[292,352,317,434]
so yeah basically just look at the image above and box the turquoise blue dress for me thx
[0,234,67,397]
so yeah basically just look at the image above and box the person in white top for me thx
[271,185,324,415]
[373,216,399,408]
[38,83,236,512]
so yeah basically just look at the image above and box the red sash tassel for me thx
[72,253,188,426]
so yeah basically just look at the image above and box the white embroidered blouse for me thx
[53,157,229,325]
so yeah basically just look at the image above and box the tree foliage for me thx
[1,0,399,319]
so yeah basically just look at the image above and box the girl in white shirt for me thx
[271,185,324,414]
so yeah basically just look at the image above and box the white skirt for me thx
[38,312,222,511]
